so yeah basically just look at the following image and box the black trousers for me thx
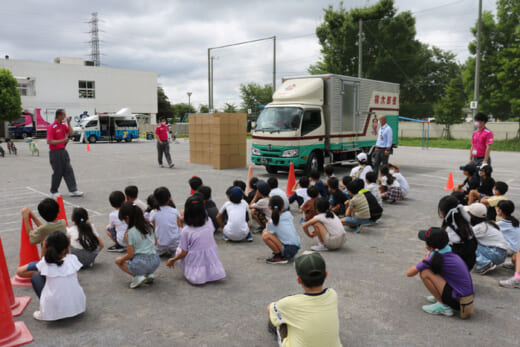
[373,148,390,176]
[49,149,78,193]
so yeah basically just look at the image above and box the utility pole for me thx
[187,92,192,114]
[358,18,363,78]
[273,36,276,91]
[473,0,482,116]
[88,12,100,66]
[208,49,211,110]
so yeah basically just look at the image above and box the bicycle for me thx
[25,137,39,156]
[0,140,4,157]
[5,138,17,155]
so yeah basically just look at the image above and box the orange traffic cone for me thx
[0,237,30,317]
[444,172,454,191]
[56,195,68,226]
[286,163,296,198]
[0,267,33,347]
[11,219,40,287]
[86,143,91,152]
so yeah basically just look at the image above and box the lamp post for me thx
[187,92,192,115]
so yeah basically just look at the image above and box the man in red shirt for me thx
[155,117,174,168]
[47,109,83,197]
[469,113,493,168]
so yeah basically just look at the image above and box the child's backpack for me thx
[362,191,383,221]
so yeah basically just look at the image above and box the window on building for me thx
[79,80,95,98]
[17,80,35,96]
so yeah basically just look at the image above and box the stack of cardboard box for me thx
[189,113,247,170]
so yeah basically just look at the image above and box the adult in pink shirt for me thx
[154,117,174,168]
[46,109,83,197]
[469,113,493,168]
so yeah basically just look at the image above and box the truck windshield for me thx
[255,107,302,132]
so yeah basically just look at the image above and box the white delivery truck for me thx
[251,74,400,173]
[73,108,139,143]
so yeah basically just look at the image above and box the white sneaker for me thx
[33,311,43,320]
[499,276,520,289]
[69,190,84,197]
[129,275,146,289]
[502,262,515,270]
[144,273,155,284]
[310,243,329,252]
[51,192,61,198]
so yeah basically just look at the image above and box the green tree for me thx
[172,103,196,122]
[199,104,209,113]
[223,103,238,113]
[157,86,174,122]
[0,69,22,122]
[309,0,459,118]
[239,83,273,115]
[433,75,466,139]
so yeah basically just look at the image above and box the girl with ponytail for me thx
[67,207,104,268]
[262,196,301,264]
[32,231,86,321]
[302,198,347,251]
[407,227,474,318]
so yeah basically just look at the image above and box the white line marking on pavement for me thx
[25,186,103,217]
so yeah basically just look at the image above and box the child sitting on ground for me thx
[197,186,219,232]
[250,180,272,234]
[289,176,310,208]
[466,202,508,274]
[32,231,86,321]
[379,165,402,203]
[350,152,373,187]
[467,164,494,205]
[124,185,147,212]
[499,250,520,289]
[150,186,182,256]
[323,164,335,188]
[496,200,520,256]
[453,164,479,197]
[267,252,342,346]
[166,194,226,284]
[438,196,477,270]
[233,180,247,194]
[115,201,160,289]
[302,198,346,252]
[301,186,320,222]
[328,177,347,216]
[481,181,509,220]
[189,176,203,194]
[144,194,158,223]
[245,177,258,204]
[343,179,371,233]
[106,191,128,253]
[16,198,67,279]
[268,177,291,211]
[67,207,104,268]
[406,227,474,318]
[217,186,252,242]
[389,163,409,198]
[365,171,383,207]
[340,176,353,200]
[262,196,301,264]
[309,169,328,198]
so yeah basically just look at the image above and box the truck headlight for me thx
[251,147,261,156]
[281,149,299,158]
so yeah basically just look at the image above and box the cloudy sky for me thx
[0,0,496,111]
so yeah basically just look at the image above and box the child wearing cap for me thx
[250,180,272,234]
[262,196,300,264]
[267,251,342,346]
[466,203,508,274]
[302,198,346,252]
[453,164,480,196]
[217,186,252,242]
[406,227,474,318]
[350,152,373,188]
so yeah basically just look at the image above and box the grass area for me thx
[399,137,520,152]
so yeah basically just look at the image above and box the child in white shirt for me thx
[106,191,128,252]
[389,163,409,198]
[150,186,182,256]
[67,207,104,268]
[365,172,383,207]
[350,152,373,187]
[379,165,402,203]
[217,186,251,242]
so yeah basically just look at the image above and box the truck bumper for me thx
[251,155,308,168]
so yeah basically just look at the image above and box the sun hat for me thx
[464,203,487,218]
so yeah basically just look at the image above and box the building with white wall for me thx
[0,56,157,126]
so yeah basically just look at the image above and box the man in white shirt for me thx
[373,115,393,176]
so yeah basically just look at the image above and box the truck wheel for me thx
[124,138,132,143]
[22,132,30,139]
[266,165,278,174]
[306,151,322,175]
[88,135,97,144]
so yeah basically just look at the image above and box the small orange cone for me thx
[444,172,454,191]
[86,143,91,152]
[56,196,68,226]
[286,163,296,198]
[0,237,30,317]
[0,265,33,346]
[11,219,40,287]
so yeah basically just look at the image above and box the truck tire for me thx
[22,132,31,139]
[266,165,278,174]
[305,151,322,175]
[124,138,132,143]
[88,135,97,144]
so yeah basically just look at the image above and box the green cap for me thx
[295,251,326,283]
